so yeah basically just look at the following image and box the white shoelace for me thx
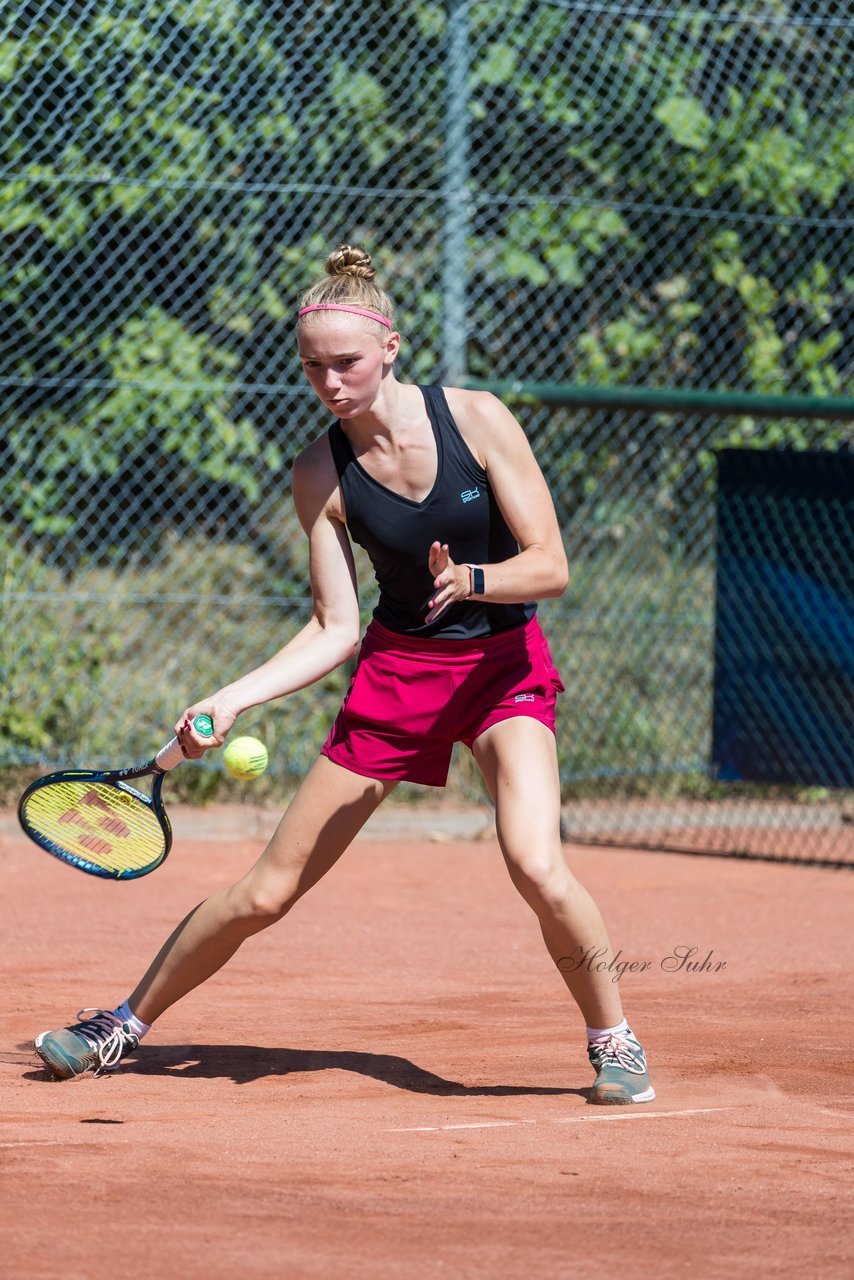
[72,1008,137,1070]
[589,1032,645,1074]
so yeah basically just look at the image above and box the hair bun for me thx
[325,243,376,282]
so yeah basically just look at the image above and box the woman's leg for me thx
[129,755,396,1024]
[472,717,624,1030]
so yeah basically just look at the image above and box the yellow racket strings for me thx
[22,780,165,874]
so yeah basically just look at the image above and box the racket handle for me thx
[154,714,215,772]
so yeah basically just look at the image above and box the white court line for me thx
[391,1122,519,1132]
[0,1140,69,1148]
[554,1106,734,1124]
[388,1106,734,1133]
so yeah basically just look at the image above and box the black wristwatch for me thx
[466,565,485,597]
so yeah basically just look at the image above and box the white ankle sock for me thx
[114,1000,151,1040]
[586,1017,629,1043]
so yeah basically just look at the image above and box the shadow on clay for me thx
[118,1043,584,1096]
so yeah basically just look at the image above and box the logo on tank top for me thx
[461,487,481,503]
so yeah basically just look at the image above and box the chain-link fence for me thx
[549,426,854,867]
[2,3,853,858]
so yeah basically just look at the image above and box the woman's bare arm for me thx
[178,438,361,750]
[425,390,568,622]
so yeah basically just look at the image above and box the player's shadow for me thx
[129,1044,584,1097]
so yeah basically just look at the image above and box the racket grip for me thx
[155,715,215,772]
[154,737,185,772]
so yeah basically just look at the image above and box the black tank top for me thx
[327,384,536,639]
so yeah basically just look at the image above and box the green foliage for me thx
[1,5,850,534]
[98,309,263,500]
[655,95,714,152]
[464,6,852,393]
[0,531,351,797]
[543,553,716,797]
[1,529,716,802]
[0,539,116,757]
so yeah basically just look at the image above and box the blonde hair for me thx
[297,244,396,332]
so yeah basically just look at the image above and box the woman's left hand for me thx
[425,541,472,623]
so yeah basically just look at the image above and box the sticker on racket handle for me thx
[155,714,215,772]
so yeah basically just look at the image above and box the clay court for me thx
[1,803,852,1279]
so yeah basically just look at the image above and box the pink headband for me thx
[298,303,392,329]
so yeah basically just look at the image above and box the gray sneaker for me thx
[35,1008,140,1080]
[587,1029,655,1104]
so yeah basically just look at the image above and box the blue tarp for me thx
[712,448,854,788]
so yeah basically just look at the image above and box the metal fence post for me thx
[441,0,470,386]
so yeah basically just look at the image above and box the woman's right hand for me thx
[175,700,238,759]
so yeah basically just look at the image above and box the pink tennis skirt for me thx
[321,615,565,787]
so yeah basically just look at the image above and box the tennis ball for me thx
[223,736,269,781]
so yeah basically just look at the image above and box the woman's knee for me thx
[504,846,574,912]
[225,875,301,925]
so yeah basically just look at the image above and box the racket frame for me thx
[17,716,212,880]
[18,759,172,880]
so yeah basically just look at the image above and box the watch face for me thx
[473,567,485,595]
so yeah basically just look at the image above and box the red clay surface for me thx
[1,803,853,1279]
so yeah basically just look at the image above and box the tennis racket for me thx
[17,715,214,880]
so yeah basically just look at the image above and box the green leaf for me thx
[654,95,713,151]
[0,38,20,81]
[546,245,584,287]
[498,249,549,287]
[474,42,518,87]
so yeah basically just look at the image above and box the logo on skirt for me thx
[515,693,536,702]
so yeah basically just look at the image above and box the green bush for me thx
[0,531,353,799]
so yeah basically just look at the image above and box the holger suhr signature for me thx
[558,945,727,983]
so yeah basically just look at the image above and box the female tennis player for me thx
[35,245,654,1104]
